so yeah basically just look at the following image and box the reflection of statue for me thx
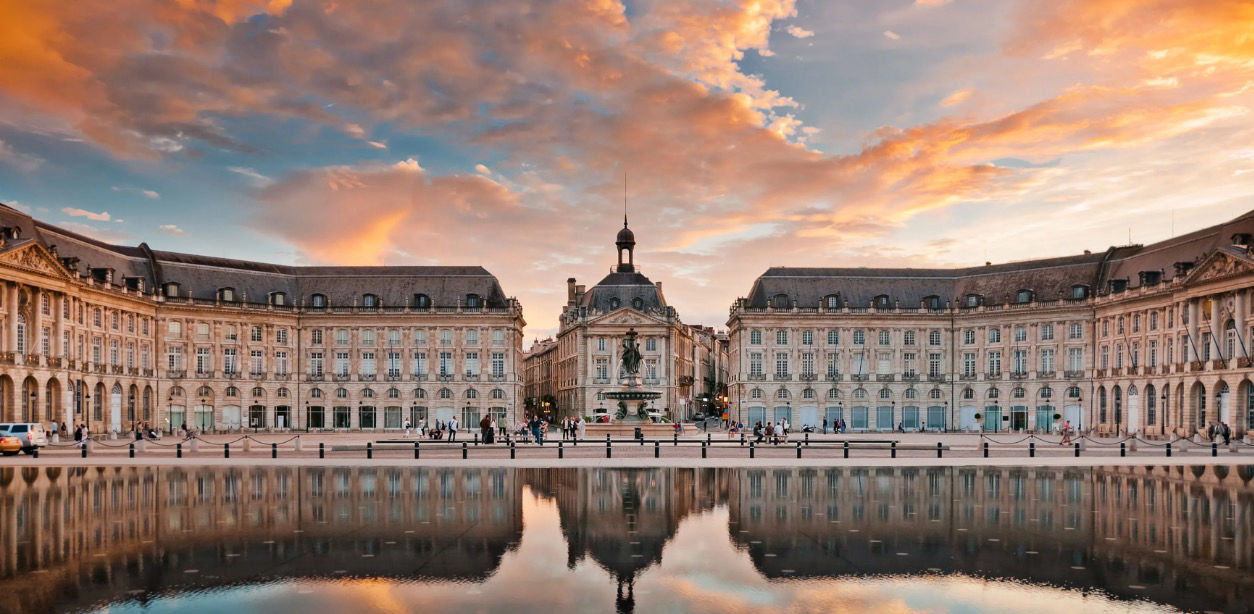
[621,329,642,376]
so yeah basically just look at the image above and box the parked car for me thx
[0,434,20,455]
[0,423,48,454]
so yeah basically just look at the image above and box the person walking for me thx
[447,416,459,442]
[576,416,586,441]
[822,417,828,435]
[1060,420,1073,445]
[480,414,493,444]
[1222,422,1231,445]
[529,414,545,445]
[403,418,412,438]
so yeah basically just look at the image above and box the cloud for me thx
[916,0,951,5]
[474,164,491,175]
[142,189,160,199]
[56,221,130,243]
[940,88,972,107]
[227,166,273,186]
[883,30,901,41]
[111,186,160,199]
[61,207,110,221]
[367,140,388,149]
[158,224,185,235]
[0,139,44,172]
[785,25,814,39]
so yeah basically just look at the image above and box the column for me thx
[7,283,18,353]
[30,288,42,359]
[1187,299,1200,362]
[1234,290,1248,360]
[1210,293,1222,362]
[54,294,65,359]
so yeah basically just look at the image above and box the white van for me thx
[0,423,48,454]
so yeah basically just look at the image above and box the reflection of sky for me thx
[92,488,1176,614]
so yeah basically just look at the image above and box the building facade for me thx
[534,220,713,420]
[726,211,1254,437]
[0,203,525,433]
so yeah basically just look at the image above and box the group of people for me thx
[1207,422,1235,445]
[750,419,791,444]
[402,417,463,441]
[558,416,587,441]
[131,421,158,441]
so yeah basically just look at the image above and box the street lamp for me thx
[1160,391,1168,436]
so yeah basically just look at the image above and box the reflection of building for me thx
[531,219,726,420]
[0,203,525,433]
[727,211,1254,436]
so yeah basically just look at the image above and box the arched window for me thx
[609,297,621,310]
[873,294,890,309]
[335,387,348,399]
[387,387,400,399]
[878,388,891,399]
[825,294,840,309]
[1098,387,1108,422]
[923,295,942,310]
[962,388,974,400]
[362,293,379,308]
[1039,386,1053,399]
[465,294,481,309]
[225,386,239,397]
[775,388,789,399]
[164,282,181,298]
[1012,387,1026,399]
[466,389,478,399]
[491,388,505,399]
[827,388,841,399]
[853,388,868,399]
[362,388,375,398]
[277,388,289,398]
[310,293,327,308]
[198,386,213,398]
[252,387,264,397]
[904,388,917,399]
[14,315,25,354]
[631,297,644,310]
[310,388,323,398]
[1070,285,1089,300]
[1226,319,1237,359]
[415,388,427,398]
[987,388,999,399]
[439,388,452,399]
[802,388,815,399]
[750,388,763,399]
[929,388,943,399]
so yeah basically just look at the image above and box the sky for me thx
[1,0,1251,343]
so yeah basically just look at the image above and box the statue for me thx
[620,328,642,376]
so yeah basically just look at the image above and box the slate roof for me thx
[743,209,1254,309]
[0,203,512,307]
[580,270,667,312]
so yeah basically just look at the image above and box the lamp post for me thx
[1161,391,1168,436]
[943,400,949,432]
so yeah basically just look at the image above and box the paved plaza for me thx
[9,430,1252,468]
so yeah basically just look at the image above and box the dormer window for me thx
[923,295,942,310]
[609,297,621,310]
[310,293,327,309]
[1070,285,1089,300]
[218,287,236,302]
[465,294,481,309]
[163,282,181,298]
[631,297,644,310]
[964,294,982,308]
[1016,289,1033,304]
[270,292,287,306]
[772,294,790,309]
[1139,271,1161,286]
[873,295,890,309]
[362,293,379,308]
[824,294,840,309]
[1109,279,1128,293]
[413,294,431,309]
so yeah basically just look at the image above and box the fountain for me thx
[587,328,670,438]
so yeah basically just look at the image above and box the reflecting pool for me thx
[0,465,1251,613]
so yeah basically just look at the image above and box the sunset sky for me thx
[1,0,1251,341]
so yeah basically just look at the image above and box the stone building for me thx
[538,218,709,420]
[726,210,1254,436]
[0,203,525,433]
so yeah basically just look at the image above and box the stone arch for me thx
[45,377,61,425]
[0,374,13,421]
[1188,381,1206,431]
[21,376,38,422]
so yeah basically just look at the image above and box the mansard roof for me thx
[742,208,1254,309]
[580,270,667,313]
[0,203,512,307]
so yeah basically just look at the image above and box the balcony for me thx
[333,374,351,382]
[927,374,945,383]
[359,373,377,381]
[902,373,919,382]
[196,371,214,378]
[127,367,140,376]
[772,373,792,381]
[851,374,869,382]
[464,373,480,381]
[250,372,267,380]
[959,374,976,381]
[49,357,64,368]
[985,373,1002,380]
[274,373,292,381]
[1035,371,1055,379]
[1188,361,1203,372]
[412,373,429,381]
[385,373,402,381]
[1064,370,1084,379]
[1210,359,1226,370]
[876,374,894,382]
[0,352,13,365]
[306,373,325,382]
[799,372,818,382]
[1158,365,1170,375]
[110,365,124,375]
[1094,369,1106,378]
[643,378,661,385]
[167,370,186,379]
[1240,357,1252,369]
[593,378,610,385]
[747,373,766,381]
[1010,371,1028,380]
[825,373,843,382]
[489,374,507,382]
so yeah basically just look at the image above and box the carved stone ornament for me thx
[0,244,70,279]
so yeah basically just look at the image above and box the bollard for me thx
[474,433,478,446]
[1166,442,1172,457]
[558,441,564,459]
[272,442,278,459]
[674,433,679,446]
[983,442,989,458]
[510,441,516,459]
[707,433,712,446]
[33,446,39,459]
[655,440,660,458]
[1029,442,1035,458]
[805,432,810,446]
[414,441,420,459]
[367,442,373,459]
[177,443,182,458]
[224,443,230,459]
[606,434,611,445]
[740,433,746,446]
[891,442,897,459]
[937,442,943,458]
[462,442,468,459]
[749,441,755,459]
[796,441,802,459]
[1120,442,1126,457]
[843,441,849,459]
[1073,442,1080,457]
[82,442,87,458]
[701,442,707,458]
[129,443,135,458]
[319,442,325,459]
[607,440,612,459]
[1212,442,1217,457]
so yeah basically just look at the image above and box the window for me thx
[168,320,182,337]
[1070,285,1088,300]
[250,326,263,342]
[413,294,431,309]
[413,352,427,376]
[465,293,481,309]
[596,338,607,352]
[362,293,378,308]
[802,388,815,399]
[276,328,288,344]
[904,388,916,399]
[802,330,813,345]
[271,292,287,306]
[1148,340,1158,367]
[1067,348,1083,372]
[964,294,981,308]
[773,294,790,309]
[827,330,839,345]
[853,388,868,399]
[963,330,975,345]
[826,353,839,377]
[439,352,453,376]
[750,330,762,345]
[311,329,323,345]
[362,329,376,345]
[465,351,480,376]
[1133,314,1141,333]
[751,388,763,399]
[361,351,377,376]
[645,337,658,351]
[1068,323,1082,339]
[878,388,891,399]
[853,330,865,345]
[828,388,840,399]
[928,330,941,346]
[196,347,211,374]
[491,352,505,378]
[924,295,942,310]
[1150,311,1159,330]
[775,352,789,376]
[987,351,1002,376]
[962,388,974,400]
[1102,320,1109,337]
[218,287,235,302]
[987,388,999,399]
[988,328,1001,343]
[1040,349,1055,373]
[928,353,941,378]
[595,358,608,380]
[903,330,916,346]
[825,295,840,309]
[310,293,327,308]
[223,348,237,374]
[1100,345,1109,369]
[276,351,289,375]
[776,330,788,345]
[250,350,263,374]
[492,329,505,346]
[440,329,452,345]
[874,295,890,309]
[225,325,238,341]
[336,329,349,345]
[902,352,916,377]
[1016,290,1033,304]
[1012,350,1027,374]
[309,352,324,376]
[1012,387,1025,399]
[1014,327,1026,343]
[1041,324,1054,341]
[335,352,349,376]
[878,330,890,345]
[645,358,658,380]
[466,329,479,345]
[801,352,814,375]
[167,346,184,370]
[749,352,763,377]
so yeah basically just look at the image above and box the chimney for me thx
[567,278,576,305]
[575,285,586,304]
[655,281,663,292]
